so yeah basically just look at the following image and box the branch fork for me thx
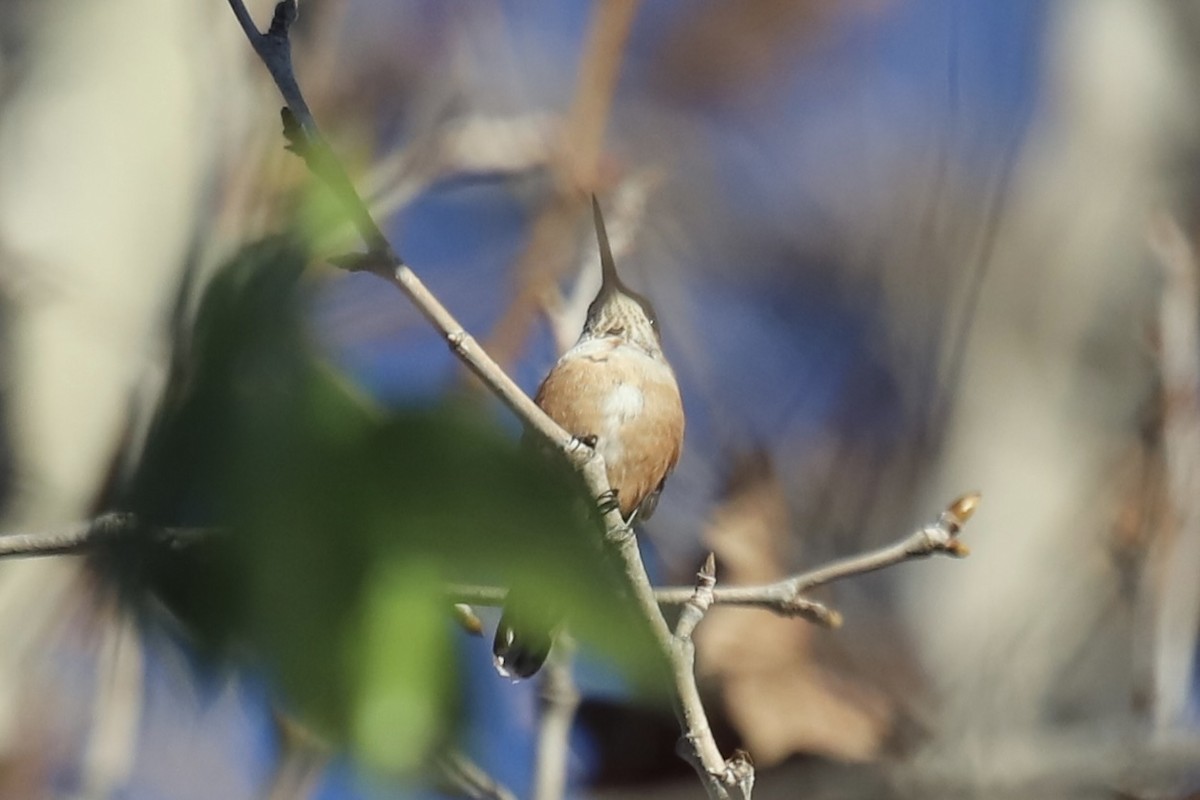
[669,554,755,799]
[675,553,717,641]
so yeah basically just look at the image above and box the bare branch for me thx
[0,513,210,559]
[444,580,834,626]
[227,0,392,260]
[560,0,641,192]
[365,113,559,223]
[675,553,717,641]
[447,492,980,629]
[1146,211,1200,728]
[436,752,517,800]
[533,636,580,800]
[226,0,262,45]
[265,713,331,800]
[542,492,755,798]
[671,554,752,799]
[0,513,132,557]
[654,492,979,622]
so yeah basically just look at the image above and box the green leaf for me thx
[122,235,668,777]
[346,559,454,774]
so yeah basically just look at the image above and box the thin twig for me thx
[678,553,717,640]
[365,113,559,223]
[929,113,1022,436]
[0,513,209,559]
[436,751,517,800]
[653,492,978,619]
[265,713,332,800]
[671,553,743,799]
[445,579,835,627]
[533,636,580,800]
[0,514,132,557]
[447,492,980,629]
[79,609,143,798]
[1146,211,1200,729]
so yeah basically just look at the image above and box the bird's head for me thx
[582,198,662,357]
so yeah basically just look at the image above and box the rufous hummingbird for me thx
[493,197,686,679]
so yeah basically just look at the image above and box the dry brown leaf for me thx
[695,451,894,765]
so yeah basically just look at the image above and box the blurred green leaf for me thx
[348,559,452,774]
[119,233,667,775]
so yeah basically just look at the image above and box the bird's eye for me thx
[610,325,626,335]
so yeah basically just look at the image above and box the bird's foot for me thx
[596,489,621,517]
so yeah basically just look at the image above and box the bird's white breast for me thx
[536,333,684,519]
[555,336,676,469]
[598,383,644,465]
[604,383,645,421]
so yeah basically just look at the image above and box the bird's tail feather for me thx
[492,593,557,680]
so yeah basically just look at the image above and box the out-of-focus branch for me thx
[265,714,331,800]
[482,0,642,369]
[80,609,144,797]
[0,513,209,559]
[436,752,517,800]
[1146,211,1200,729]
[365,113,560,223]
[559,0,640,192]
[533,636,579,800]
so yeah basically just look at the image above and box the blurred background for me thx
[0,0,1199,797]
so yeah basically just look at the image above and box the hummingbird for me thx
[492,197,686,679]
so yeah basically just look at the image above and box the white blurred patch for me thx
[605,383,645,422]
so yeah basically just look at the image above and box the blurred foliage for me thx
[107,233,664,775]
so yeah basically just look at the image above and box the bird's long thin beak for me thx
[592,195,621,293]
